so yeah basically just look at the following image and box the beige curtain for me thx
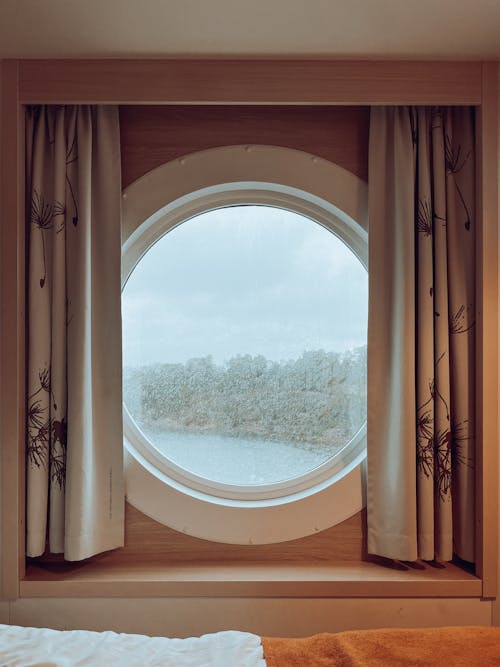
[368,107,475,562]
[26,106,124,560]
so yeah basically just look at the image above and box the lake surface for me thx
[139,426,340,485]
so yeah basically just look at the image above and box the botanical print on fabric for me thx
[26,105,124,560]
[415,108,475,510]
[416,199,433,237]
[27,366,67,489]
[416,358,471,502]
[27,109,82,495]
[368,105,476,563]
[30,190,66,287]
[444,133,472,231]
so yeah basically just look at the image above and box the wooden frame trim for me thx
[476,63,499,599]
[18,59,482,105]
[0,58,497,601]
[0,59,25,600]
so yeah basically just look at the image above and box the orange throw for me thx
[262,626,500,666]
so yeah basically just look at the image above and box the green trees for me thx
[124,347,366,449]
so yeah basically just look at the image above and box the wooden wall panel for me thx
[32,504,366,566]
[96,504,365,565]
[120,105,369,188]
[106,105,370,566]
[476,63,499,598]
[19,60,483,105]
[1,59,25,600]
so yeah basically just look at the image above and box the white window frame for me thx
[122,145,368,545]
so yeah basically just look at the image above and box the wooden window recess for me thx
[1,60,497,600]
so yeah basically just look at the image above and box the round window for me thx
[121,145,367,544]
[123,204,367,497]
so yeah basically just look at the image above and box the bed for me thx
[1,623,499,666]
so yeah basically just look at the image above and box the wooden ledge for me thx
[22,560,481,598]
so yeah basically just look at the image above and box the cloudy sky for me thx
[122,205,367,368]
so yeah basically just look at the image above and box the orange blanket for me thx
[262,626,500,666]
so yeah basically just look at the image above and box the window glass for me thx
[123,205,367,487]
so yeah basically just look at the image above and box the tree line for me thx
[124,347,366,449]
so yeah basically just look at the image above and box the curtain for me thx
[368,107,475,563]
[26,106,124,560]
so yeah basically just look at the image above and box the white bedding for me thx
[0,623,266,667]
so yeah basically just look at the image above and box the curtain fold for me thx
[26,106,124,560]
[367,106,475,562]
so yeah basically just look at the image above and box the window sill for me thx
[22,559,481,598]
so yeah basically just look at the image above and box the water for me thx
[139,426,340,486]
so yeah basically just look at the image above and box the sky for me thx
[122,205,367,367]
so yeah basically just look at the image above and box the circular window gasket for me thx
[122,145,367,544]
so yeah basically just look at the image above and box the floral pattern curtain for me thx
[26,106,124,560]
[368,107,475,562]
